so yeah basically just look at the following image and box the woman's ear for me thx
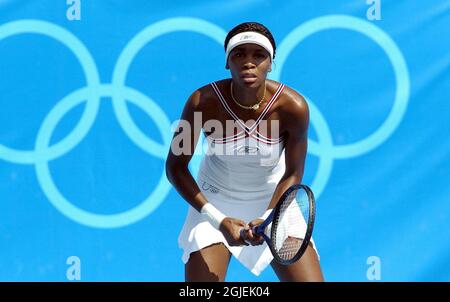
[269,61,276,73]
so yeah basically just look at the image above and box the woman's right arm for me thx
[165,90,207,212]
[165,89,248,246]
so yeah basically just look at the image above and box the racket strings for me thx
[279,237,302,259]
[272,188,310,261]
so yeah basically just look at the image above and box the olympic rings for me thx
[272,15,410,196]
[0,16,410,228]
[273,15,410,160]
[0,20,100,164]
[35,85,172,228]
[112,18,226,156]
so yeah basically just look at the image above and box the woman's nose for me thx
[242,61,256,69]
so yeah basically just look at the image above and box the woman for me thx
[166,22,324,282]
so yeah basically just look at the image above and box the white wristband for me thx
[259,209,272,221]
[200,203,226,230]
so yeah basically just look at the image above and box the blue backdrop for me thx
[1,0,449,281]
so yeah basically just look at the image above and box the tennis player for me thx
[166,22,324,281]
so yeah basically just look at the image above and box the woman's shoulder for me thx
[185,79,229,110]
[268,80,309,117]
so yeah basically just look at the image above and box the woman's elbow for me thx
[165,159,187,184]
[165,159,176,184]
[284,170,303,183]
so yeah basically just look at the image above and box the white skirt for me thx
[177,178,319,276]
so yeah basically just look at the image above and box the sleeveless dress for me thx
[178,81,318,276]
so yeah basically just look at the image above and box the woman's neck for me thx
[231,80,266,107]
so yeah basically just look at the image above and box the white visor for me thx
[225,31,274,62]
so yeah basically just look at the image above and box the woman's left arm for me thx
[243,90,310,244]
[265,90,310,211]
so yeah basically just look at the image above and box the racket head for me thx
[268,184,316,265]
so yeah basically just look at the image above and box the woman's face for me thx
[226,43,272,88]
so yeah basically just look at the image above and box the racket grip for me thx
[253,225,263,235]
[253,209,272,235]
[239,228,250,246]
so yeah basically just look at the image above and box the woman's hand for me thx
[240,218,265,246]
[219,217,250,246]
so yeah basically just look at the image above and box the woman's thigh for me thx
[185,243,232,282]
[271,242,324,282]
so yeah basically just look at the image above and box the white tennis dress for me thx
[178,81,318,276]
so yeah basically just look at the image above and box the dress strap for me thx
[210,81,285,135]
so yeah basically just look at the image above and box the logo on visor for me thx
[240,34,254,40]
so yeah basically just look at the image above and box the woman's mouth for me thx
[241,74,258,83]
[243,77,257,83]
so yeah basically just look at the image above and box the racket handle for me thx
[253,209,272,235]
[253,225,263,235]
[239,228,250,246]
[253,222,272,236]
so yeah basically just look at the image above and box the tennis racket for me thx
[252,184,316,265]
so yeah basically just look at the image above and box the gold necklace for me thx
[230,81,266,110]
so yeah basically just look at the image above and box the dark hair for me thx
[224,22,276,59]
